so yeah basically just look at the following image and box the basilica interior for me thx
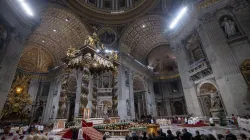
[0,0,250,139]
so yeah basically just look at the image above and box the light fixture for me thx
[105,49,111,53]
[65,18,70,22]
[169,6,187,29]
[15,86,23,94]
[18,0,34,17]
[93,63,98,67]
[42,40,45,43]
[142,24,146,28]
[53,29,57,32]
[96,49,100,53]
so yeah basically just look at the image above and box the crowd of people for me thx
[236,115,250,131]
[124,128,247,140]
[0,123,49,140]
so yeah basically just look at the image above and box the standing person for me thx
[240,133,247,140]
[217,134,225,140]
[155,130,165,140]
[158,128,167,139]
[132,132,139,140]
[181,128,192,140]
[232,114,238,128]
[142,132,147,140]
[194,130,202,140]
[166,130,176,140]
[176,131,181,140]
[148,133,154,140]
[225,130,237,140]
[207,134,216,140]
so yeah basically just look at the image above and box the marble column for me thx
[148,80,157,117]
[129,69,135,119]
[28,78,40,105]
[42,79,57,123]
[198,17,250,115]
[173,44,203,116]
[74,70,82,118]
[0,33,25,113]
[53,77,62,120]
[0,0,38,115]
[117,65,133,120]
[162,83,172,116]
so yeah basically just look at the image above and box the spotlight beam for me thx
[18,0,34,17]
[169,7,187,29]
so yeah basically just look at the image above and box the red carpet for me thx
[59,120,102,140]
[177,123,209,127]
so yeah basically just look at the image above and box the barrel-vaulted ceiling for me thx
[18,0,187,73]
[119,15,168,62]
[18,6,89,72]
[61,0,159,24]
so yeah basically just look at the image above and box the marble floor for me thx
[107,124,250,140]
[1,125,250,140]
[160,124,250,139]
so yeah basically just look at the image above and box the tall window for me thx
[119,0,126,8]
[104,0,112,9]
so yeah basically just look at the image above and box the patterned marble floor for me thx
[1,125,250,140]
[160,124,250,139]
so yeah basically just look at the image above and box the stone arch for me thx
[19,5,90,73]
[119,15,168,62]
[173,101,184,115]
[197,80,218,95]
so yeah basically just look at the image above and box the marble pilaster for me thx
[74,70,82,117]
[42,79,57,123]
[174,44,203,116]
[198,17,250,115]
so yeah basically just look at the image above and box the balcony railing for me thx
[188,59,212,81]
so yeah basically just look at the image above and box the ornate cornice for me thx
[61,0,159,25]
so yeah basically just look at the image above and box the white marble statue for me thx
[209,117,214,124]
[221,17,237,36]
[78,128,84,140]
[103,105,108,114]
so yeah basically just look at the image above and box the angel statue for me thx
[67,46,79,58]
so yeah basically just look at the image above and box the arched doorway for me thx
[173,101,184,115]
[197,82,218,117]
[133,76,146,119]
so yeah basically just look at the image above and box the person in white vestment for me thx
[78,128,85,140]
[151,118,154,124]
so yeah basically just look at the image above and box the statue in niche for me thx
[0,24,7,50]
[103,104,108,115]
[192,47,204,61]
[210,92,222,110]
[221,17,237,37]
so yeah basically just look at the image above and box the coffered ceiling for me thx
[119,15,168,62]
[18,6,89,72]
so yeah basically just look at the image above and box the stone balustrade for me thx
[188,60,212,81]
